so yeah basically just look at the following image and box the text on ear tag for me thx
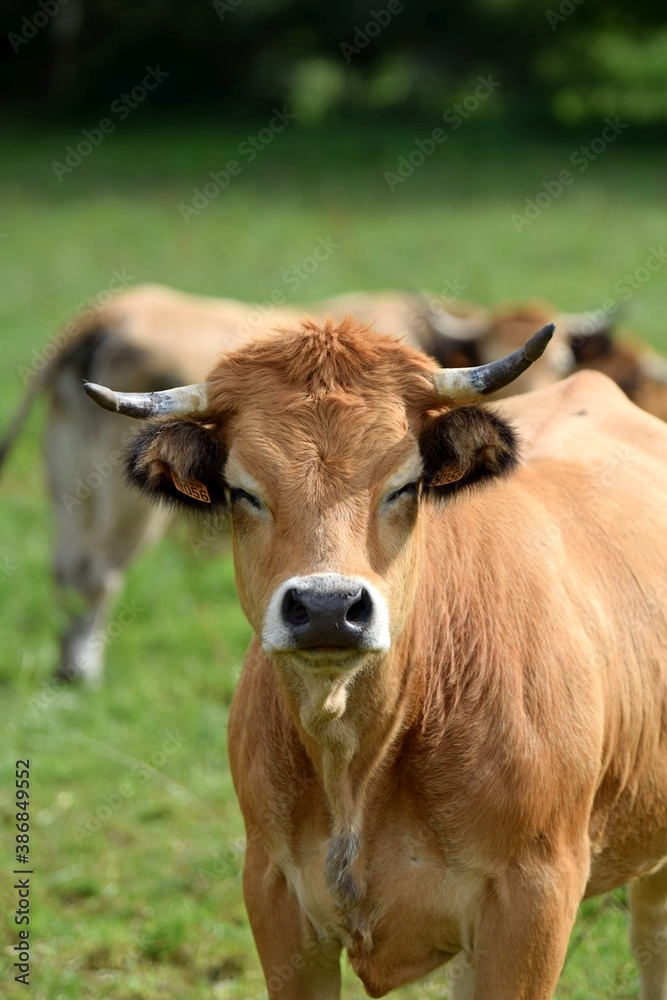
[430,463,466,488]
[171,472,211,503]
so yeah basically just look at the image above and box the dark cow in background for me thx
[427,297,667,417]
[84,317,667,999]
[2,283,666,681]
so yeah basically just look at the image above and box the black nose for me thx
[281,586,374,648]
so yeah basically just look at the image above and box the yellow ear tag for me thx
[171,472,211,504]
[430,464,466,488]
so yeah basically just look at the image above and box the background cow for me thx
[425,297,667,417]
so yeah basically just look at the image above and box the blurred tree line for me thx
[2,0,667,128]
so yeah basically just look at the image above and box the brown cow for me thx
[85,319,667,998]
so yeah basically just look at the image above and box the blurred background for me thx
[3,0,667,127]
[1,2,666,997]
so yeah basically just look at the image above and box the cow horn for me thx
[84,325,555,414]
[421,296,489,342]
[83,382,209,419]
[433,323,555,400]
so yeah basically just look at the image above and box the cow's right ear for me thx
[126,419,227,509]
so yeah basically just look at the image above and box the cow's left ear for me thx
[419,406,518,497]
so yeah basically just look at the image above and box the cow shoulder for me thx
[497,370,666,466]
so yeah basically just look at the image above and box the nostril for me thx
[282,589,310,627]
[345,588,373,626]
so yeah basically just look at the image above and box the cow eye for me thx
[385,481,419,504]
[229,487,263,510]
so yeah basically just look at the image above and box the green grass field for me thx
[1,120,665,999]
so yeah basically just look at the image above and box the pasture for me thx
[1,120,665,998]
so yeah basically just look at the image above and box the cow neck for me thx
[272,628,423,909]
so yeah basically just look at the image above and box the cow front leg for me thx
[466,859,587,1000]
[630,862,667,999]
[243,837,342,1000]
[57,577,122,683]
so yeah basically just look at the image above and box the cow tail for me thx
[0,319,95,472]
[0,363,59,471]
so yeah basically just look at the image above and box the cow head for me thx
[84,319,552,681]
